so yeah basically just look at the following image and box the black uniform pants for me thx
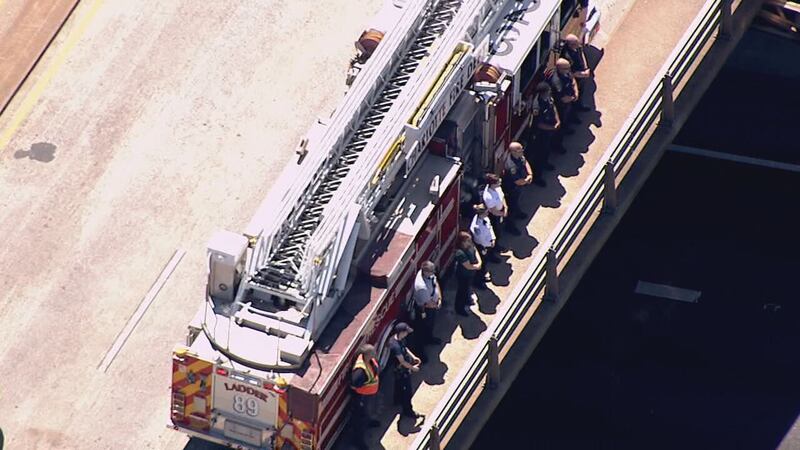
[455,275,474,312]
[413,306,437,346]
[350,394,372,449]
[503,182,521,219]
[475,244,490,284]
[557,100,574,126]
[394,369,414,415]
[533,128,556,173]
[488,213,504,241]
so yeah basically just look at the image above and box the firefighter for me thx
[469,203,496,287]
[482,173,508,254]
[389,323,423,420]
[350,344,380,449]
[561,34,593,112]
[412,261,442,363]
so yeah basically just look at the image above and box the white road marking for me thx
[635,280,701,303]
[97,249,186,372]
[668,144,800,173]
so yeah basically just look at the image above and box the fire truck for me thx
[168,1,600,449]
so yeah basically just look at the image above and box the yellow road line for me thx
[0,0,105,151]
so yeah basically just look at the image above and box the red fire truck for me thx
[168,1,599,449]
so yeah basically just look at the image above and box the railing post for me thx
[487,335,500,389]
[660,73,674,128]
[719,0,732,40]
[602,160,617,214]
[429,424,441,450]
[544,248,559,301]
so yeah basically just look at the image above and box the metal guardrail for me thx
[411,0,733,448]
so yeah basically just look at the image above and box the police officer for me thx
[531,82,563,174]
[549,58,580,129]
[350,344,381,449]
[389,323,423,420]
[561,34,592,112]
[412,261,442,363]
[503,142,537,233]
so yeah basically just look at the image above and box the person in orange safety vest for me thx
[349,343,381,450]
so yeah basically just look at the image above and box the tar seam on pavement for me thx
[97,248,185,373]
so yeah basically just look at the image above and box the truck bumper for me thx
[167,423,269,450]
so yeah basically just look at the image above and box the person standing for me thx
[389,323,423,420]
[482,173,508,253]
[548,58,580,129]
[561,34,592,112]
[469,204,496,287]
[503,142,537,229]
[453,231,482,316]
[531,81,563,171]
[350,344,381,450]
[412,261,442,363]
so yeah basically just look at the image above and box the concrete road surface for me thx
[0,1,381,448]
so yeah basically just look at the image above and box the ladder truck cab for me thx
[169,1,599,449]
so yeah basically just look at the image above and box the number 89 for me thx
[233,394,259,417]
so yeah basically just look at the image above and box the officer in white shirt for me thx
[481,173,507,258]
[469,204,495,286]
[412,261,442,362]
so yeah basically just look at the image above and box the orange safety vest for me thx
[351,355,379,395]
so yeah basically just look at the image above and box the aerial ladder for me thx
[199,0,528,371]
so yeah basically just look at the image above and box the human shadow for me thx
[13,142,56,162]
[475,287,501,315]
[486,253,513,287]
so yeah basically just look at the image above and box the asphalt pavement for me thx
[474,48,800,450]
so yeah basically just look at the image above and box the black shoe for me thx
[402,411,424,419]
[541,163,555,171]
[533,178,546,187]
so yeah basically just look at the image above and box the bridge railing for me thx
[411,0,732,448]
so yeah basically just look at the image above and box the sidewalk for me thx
[0,0,79,116]
[336,0,710,448]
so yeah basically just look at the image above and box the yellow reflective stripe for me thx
[353,357,378,386]
[409,48,466,127]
